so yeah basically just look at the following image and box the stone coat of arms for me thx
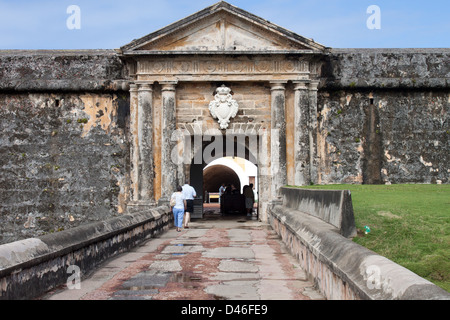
[209,85,239,129]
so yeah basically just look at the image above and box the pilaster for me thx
[308,80,319,185]
[270,81,287,199]
[129,83,139,201]
[160,81,178,204]
[293,80,310,186]
[137,82,155,203]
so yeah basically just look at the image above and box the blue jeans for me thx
[172,207,184,228]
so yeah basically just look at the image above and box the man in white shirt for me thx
[218,183,226,203]
[182,180,196,229]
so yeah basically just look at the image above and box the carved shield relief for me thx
[208,85,239,129]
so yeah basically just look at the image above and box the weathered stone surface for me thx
[174,81,271,129]
[149,260,182,272]
[0,50,127,92]
[136,83,154,202]
[323,48,450,89]
[0,92,130,244]
[218,260,258,273]
[0,238,49,269]
[160,81,178,202]
[202,247,254,259]
[317,89,449,184]
[270,81,287,198]
[279,187,356,238]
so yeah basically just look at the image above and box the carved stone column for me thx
[137,82,155,203]
[293,80,310,186]
[308,80,319,185]
[270,81,287,198]
[129,83,139,201]
[159,81,178,204]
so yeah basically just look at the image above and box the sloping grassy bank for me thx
[295,184,449,292]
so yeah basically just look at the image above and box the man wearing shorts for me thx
[182,180,196,229]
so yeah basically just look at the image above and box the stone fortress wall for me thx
[0,48,448,244]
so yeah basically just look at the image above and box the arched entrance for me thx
[203,164,241,195]
[203,157,258,215]
[188,134,260,220]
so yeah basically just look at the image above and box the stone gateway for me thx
[0,2,448,244]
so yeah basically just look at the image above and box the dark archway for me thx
[203,164,241,193]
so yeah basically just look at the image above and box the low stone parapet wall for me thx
[268,187,450,300]
[0,206,172,300]
[279,187,357,238]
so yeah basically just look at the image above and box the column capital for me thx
[293,80,309,91]
[129,83,138,92]
[160,80,178,92]
[160,80,178,85]
[269,81,287,91]
[136,81,154,92]
[308,80,320,91]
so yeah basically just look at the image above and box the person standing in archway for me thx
[182,180,196,229]
[219,183,226,203]
[243,183,255,217]
[219,183,226,214]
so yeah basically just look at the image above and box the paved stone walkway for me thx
[42,214,324,300]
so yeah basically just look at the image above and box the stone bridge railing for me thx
[268,187,450,300]
[0,206,172,300]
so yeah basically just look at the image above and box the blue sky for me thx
[0,0,448,49]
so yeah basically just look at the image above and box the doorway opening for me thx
[188,134,260,220]
[203,157,258,217]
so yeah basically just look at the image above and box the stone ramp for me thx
[42,215,324,300]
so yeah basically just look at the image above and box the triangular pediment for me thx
[121,1,327,55]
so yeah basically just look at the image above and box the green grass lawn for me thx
[295,184,450,292]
